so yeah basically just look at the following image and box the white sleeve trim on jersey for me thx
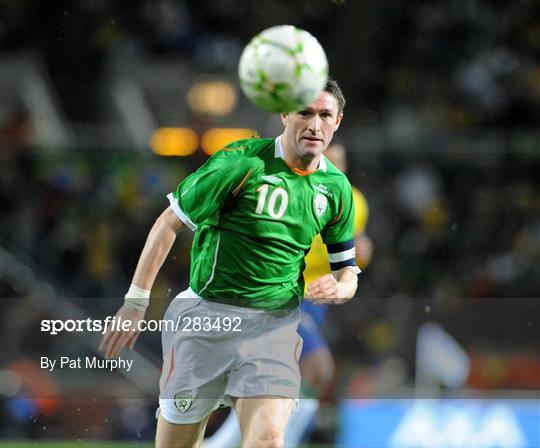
[332,265,361,275]
[328,247,356,263]
[167,192,197,231]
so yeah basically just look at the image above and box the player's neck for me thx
[282,144,320,172]
[289,157,319,172]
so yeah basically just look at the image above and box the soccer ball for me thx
[238,25,328,113]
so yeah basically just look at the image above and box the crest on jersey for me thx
[174,393,193,413]
[314,193,328,217]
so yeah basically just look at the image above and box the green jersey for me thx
[167,136,358,310]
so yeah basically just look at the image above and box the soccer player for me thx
[99,78,359,448]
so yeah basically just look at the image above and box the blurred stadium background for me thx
[0,0,539,446]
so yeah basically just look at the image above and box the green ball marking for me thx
[294,62,314,79]
[257,69,268,83]
[258,37,296,56]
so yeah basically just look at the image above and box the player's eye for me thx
[298,110,310,116]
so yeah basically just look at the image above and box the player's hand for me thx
[98,305,145,359]
[305,274,344,305]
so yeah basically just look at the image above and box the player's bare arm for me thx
[98,206,184,358]
[305,267,357,305]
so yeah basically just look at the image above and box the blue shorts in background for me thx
[298,301,329,358]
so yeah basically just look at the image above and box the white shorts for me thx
[157,288,302,424]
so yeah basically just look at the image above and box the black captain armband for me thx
[327,240,361,274]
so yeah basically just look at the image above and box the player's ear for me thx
[334,113,343,131]
[280,112,288,126]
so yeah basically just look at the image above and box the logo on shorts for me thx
[314,193,328,217]
[174,393,193,413]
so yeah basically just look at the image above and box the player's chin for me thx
[299,140,324,156]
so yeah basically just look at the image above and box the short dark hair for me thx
[324,77,346,115]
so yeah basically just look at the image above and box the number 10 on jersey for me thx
[255,185,289,219]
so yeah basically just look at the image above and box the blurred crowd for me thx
[1,133,538,442]
[2,128,538,366]
[0,0,539,126]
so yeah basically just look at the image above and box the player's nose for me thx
[308,115,321,133]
